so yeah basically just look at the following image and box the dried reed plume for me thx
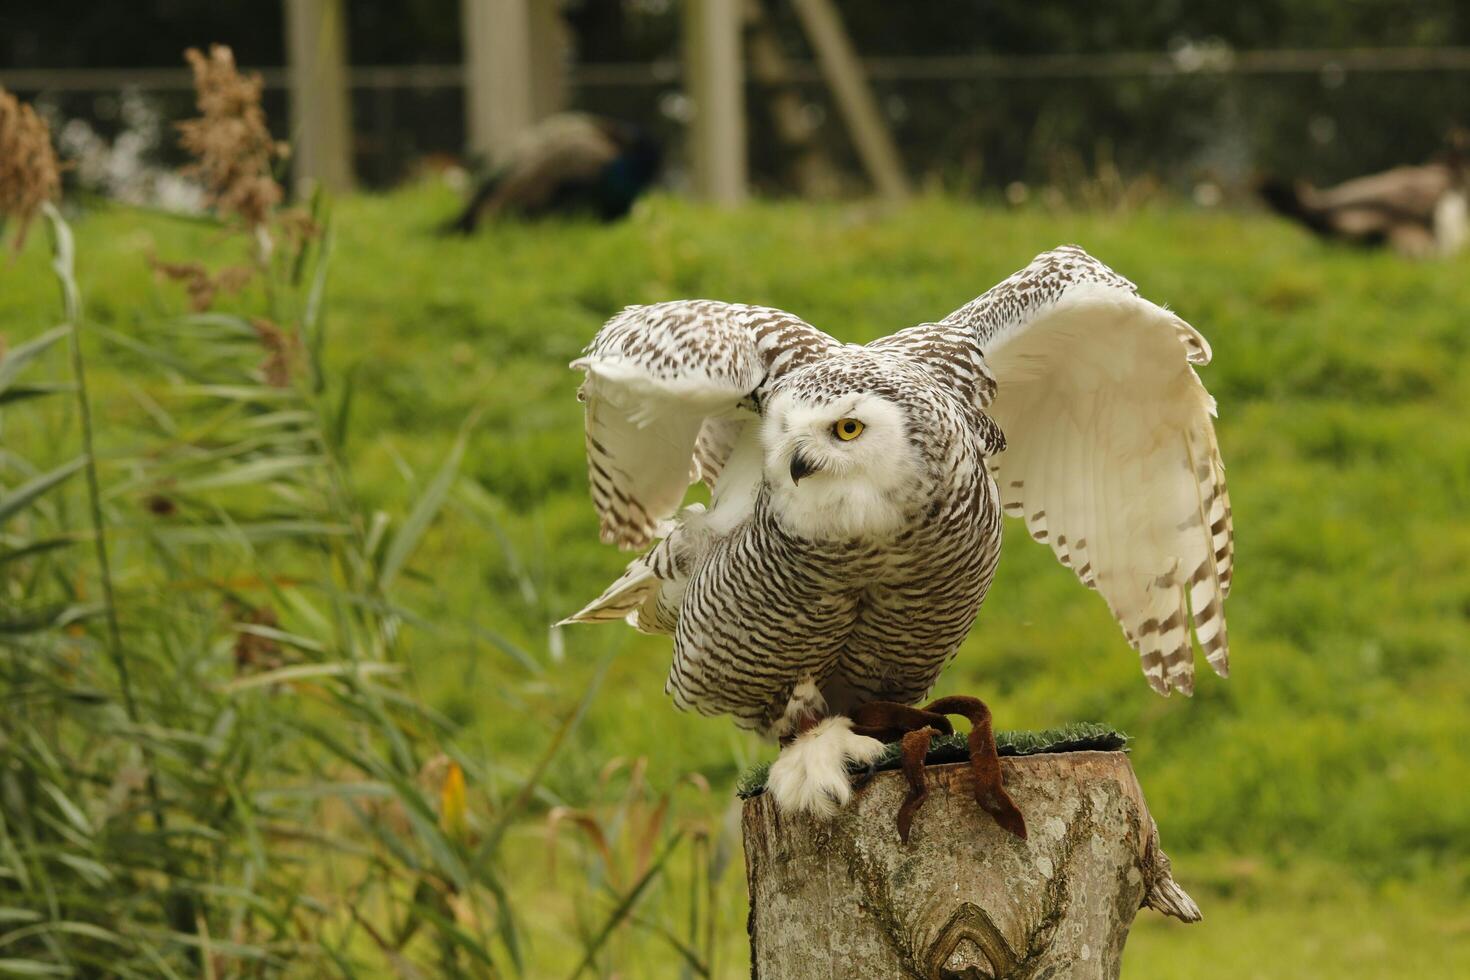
[251,317,299,387]
[0,86,62,251]
[177,45,286,229]
[148,256,254,312]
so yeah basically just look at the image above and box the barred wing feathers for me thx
[573,300,839,550]
[947,247,1233,695]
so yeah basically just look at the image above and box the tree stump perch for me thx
[742,748,1198,978]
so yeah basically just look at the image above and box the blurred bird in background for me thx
[447,113,663,232]
[1258,130,1468,258]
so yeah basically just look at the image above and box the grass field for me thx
[4,182,1469,976]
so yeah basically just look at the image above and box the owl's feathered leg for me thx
[766,681,886,818]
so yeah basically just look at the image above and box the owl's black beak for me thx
[789,452,819,485]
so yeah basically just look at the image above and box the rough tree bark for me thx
[743,750,1198,979]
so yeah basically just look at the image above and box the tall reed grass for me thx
[1,64,719,977]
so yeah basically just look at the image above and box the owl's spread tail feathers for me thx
[766,717,886,819]
[557,557,661,627]
[558,518,692,633]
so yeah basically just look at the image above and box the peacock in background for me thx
[447,113,663,232]
[1258,130,1468,259]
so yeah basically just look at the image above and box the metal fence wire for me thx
[5,47,1469,196]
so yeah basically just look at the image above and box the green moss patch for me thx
[736,722,1127,798]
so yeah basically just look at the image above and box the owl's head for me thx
[761,376,932,541]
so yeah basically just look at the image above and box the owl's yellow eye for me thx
[833,418,865,441]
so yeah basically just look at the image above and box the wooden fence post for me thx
[462,0,568,164]
[282,0,355,193]
[462,0,533,164]
[683,0,748,205]
[789,0,911,201]
[743,750,1198,978]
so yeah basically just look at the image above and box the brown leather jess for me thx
[851,695,1026,843]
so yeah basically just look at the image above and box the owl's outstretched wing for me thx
[945,246,1233,696]
[573,300,839,550]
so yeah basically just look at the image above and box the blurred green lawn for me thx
[5,183,1468,976]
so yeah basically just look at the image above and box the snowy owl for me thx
[561,246,1232,836]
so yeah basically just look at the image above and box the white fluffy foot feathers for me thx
[766,717,886,819]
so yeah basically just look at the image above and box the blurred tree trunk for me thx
[283,0,354,193]
[684,0,748,205]
[743,751,1199,978]
[462,0,567,165]
[462,0,530,164]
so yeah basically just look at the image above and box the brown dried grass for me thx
[148,256,254,312]
[0,86,62,250]
[177,45,286,229]
[250,317,299,387]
